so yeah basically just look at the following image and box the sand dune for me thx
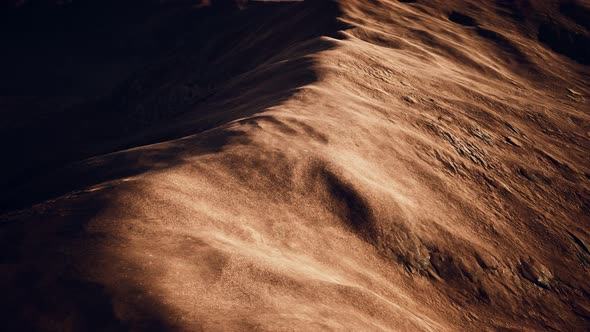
[1,0,589,330]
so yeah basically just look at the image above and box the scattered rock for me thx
[567,88,585,102]
[505,136,521,147]
[469,126,493,144]
[504,122,521,135]
[518,257,553,289]
[404,96,417,104]
[418,256,431,269]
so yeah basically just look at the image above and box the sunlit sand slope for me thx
[1,0,589,330]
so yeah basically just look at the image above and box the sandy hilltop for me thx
[1,0,589,330]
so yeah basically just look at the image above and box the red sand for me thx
[1,0,589,330]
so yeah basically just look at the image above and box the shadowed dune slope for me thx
[0,0,348,210]
[1,0,589,330]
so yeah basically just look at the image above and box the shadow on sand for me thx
[0,0,351,330]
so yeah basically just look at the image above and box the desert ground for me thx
[1,0,589,330]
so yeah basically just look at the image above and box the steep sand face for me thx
[1,0,589,330]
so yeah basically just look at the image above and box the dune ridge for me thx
[1,0,589,330]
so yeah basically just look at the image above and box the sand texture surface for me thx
[1,0,589,330]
